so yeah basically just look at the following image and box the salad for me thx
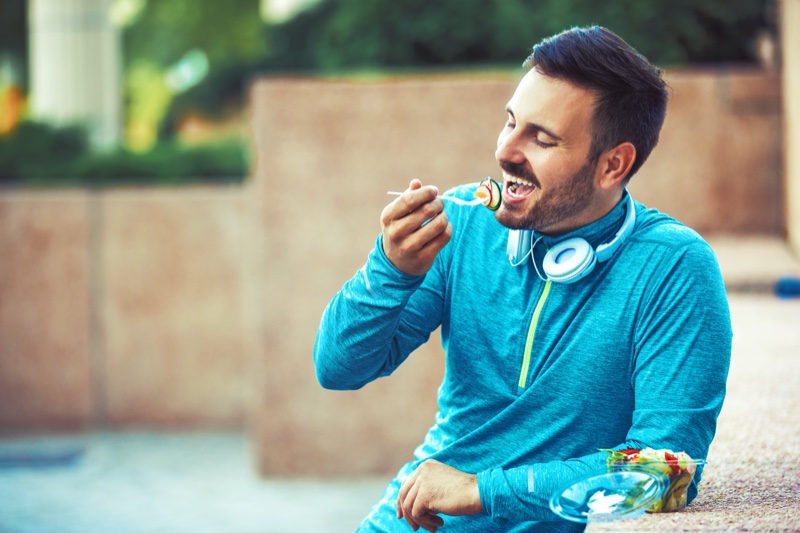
[474,177,502,210]
[601,447,702,513]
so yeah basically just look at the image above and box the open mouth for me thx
[504,175,538,200]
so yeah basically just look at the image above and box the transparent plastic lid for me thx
[549,469,667,523]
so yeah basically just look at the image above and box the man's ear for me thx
[596,142,636,189]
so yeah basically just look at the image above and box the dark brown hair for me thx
[524,26,668,182]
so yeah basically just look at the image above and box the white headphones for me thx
[506,191,636,284]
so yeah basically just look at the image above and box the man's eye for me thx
[533,137,556,148]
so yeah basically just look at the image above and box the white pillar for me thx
[28,0,121,150]
[782,0,800,254]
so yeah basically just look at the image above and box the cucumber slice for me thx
[478,177,502,211]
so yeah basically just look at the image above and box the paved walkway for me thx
[0,236,798,533]
[0,432,389,533]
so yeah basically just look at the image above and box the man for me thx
[314,26,731,532]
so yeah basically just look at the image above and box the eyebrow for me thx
[506,106,564,142]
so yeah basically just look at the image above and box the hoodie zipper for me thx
[517,279,552,393]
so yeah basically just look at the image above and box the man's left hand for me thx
[396,459,483,532]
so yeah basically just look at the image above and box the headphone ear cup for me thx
[542,238,596,284]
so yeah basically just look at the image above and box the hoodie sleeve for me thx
[476,237,732,526]
[314,234,447,390]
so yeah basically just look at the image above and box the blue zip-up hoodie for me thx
[314,185,732,532]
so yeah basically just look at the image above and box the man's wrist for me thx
[466,473,484,515]
[475,470,493,517]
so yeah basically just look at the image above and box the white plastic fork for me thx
[387,191,485,206]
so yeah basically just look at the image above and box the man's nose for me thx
[495,131,524,164]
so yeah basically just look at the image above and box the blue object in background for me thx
[775,277,800,299]
[0,447,84,469]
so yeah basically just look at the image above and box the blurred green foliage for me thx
[0,122,248,187]
[0,0,27,86]
[124,0,266,71]
[1,0,772,186]
[0,122,88,183]
[124,0,266,124]
[263,0,773,72]
[137,0,773,140]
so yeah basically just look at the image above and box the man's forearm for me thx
[314,238,427,390]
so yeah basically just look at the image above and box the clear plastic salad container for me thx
[548,448,706,523]
[605,448,706,513]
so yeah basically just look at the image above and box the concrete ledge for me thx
[706,235,800,293]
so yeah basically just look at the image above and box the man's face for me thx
[495,69,601,234]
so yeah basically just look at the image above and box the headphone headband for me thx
[595,192,636,262]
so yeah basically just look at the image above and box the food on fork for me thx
[474,177,502,211]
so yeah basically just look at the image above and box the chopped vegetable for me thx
[474,177,502,210]
[600,447,701,513]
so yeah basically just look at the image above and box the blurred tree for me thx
[0,0,28,136]
[124,0,266,70]
[263,0,772,71]
[122,0,266,149]
[264,0,340,71]
[0,122,89,182]
[0,121,247,185]
[0,0,27,85]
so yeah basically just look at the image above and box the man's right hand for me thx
[381,179,452,276]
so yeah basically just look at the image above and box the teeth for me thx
[504,175,535,187]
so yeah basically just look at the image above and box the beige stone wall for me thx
[98,189,247,427]
[0,192,93,430]
[630,68,782,233]
[0,188,247,431]
[783,0,800,254]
